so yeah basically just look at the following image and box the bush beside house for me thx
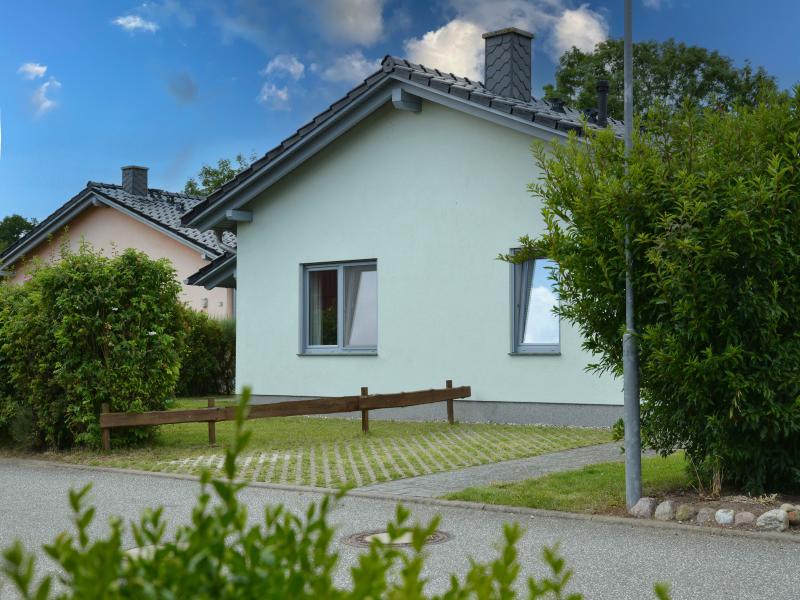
[176,308,235,397]
[0,245,185,449]
[519,89,800,493]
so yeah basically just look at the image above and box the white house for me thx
[183,28,623,426]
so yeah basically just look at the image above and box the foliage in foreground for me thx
[176,307,236,396]
[1,390,671,599]
[0,245,184,449]
[514,89,800,493]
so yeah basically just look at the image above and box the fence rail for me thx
[100,380,471,451]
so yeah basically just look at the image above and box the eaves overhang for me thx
[185,252,237,290]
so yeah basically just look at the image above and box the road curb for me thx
[4,457,798,545]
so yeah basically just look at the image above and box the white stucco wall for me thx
[236,100,621,405]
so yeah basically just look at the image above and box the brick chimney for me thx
[121,165,148,196]
[482,27,534,102]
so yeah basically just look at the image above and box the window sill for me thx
[508,350,561,356]
[298,351,378,357]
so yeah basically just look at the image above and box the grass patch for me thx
[4,397,613,489]
[446,453,691,514]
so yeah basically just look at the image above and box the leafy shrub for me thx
[1,389,671,599]
[176,307,235,397]
[516,89,800,492]
[0,244,184,449]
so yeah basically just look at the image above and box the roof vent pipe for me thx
[121,165,149,196]
[596,80,609,127]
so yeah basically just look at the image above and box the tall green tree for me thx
[184,153,255,197]
[0,215,37,253]
[513,89,800,493]
[543,38,777,120]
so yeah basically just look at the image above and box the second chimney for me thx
[482,27,534,102]
[121,165,148,196]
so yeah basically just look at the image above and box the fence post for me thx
[360,387,369,433]
[446,380,454,424]
[208,398,216,446]
[101,403,111,452]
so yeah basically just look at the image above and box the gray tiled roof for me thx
[183,55,623,227]
[1,182,235,264]
[91,183,237,254]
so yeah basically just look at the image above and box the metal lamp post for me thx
[623,0,642,509]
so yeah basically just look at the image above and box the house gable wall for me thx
[9,204,233,318]
[236,101,619,405]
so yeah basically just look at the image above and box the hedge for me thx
[0,245,184,449]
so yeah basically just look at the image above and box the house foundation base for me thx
[248,396,622,428]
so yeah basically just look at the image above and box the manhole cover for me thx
[342,529,451,548]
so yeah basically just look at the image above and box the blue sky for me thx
[2,0,799,220]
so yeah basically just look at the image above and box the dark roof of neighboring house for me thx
[0,182,236,268]
[182,55,622,228]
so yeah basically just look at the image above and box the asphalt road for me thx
[0,459,796,599]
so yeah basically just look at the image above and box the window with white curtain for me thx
[511,254,560,354]
[302,261,377,353]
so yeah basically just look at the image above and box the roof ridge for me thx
[182,52,624,229]
[89,181,200,201]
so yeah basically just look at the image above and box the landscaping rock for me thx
[675,504,697,522]
[696,508,715,525]
[780,503,799,526]
[654,500,677,521]
[756,509,789,532]
[630,497,657,519]
[715,509,735,526]
[734,511,755,526]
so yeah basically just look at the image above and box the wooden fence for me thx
[100,380,471,451]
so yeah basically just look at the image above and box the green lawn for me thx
[446,453,690,514]
[21,398,613,490]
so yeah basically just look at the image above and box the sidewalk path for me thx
[357,442,624,497]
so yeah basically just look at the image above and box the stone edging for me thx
[5,457,798,546]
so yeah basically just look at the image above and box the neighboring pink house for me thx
[0,166,235,319]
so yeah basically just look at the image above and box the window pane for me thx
[308,269,338,346]
[522,259,559,345]
[344,265,377,347]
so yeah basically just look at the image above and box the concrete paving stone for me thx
[357,443,625,497]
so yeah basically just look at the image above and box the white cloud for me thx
[642,0,664,8]
[18,62,47,80]
[314,0,386,45]
[402,1,609,81]
[549,5,609,59]
[257,82,290,109]
[404,19,484,80]
[113,15,159,32]
[264,54,305,80]
[32,78,61,115]
[321,51,382,84]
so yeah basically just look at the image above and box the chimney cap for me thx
[121,165,149,171]
[482,27,534,40]
[596,79,609,92]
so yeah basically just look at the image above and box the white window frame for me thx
[510,251,561,355]
[300,259,377,355]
